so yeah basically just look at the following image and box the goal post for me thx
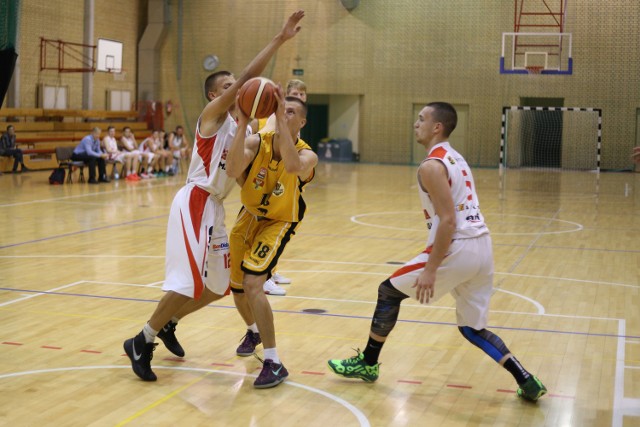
[500,106,602,173]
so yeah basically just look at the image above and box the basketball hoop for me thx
[525,66,544,75]
[107,68,126,81]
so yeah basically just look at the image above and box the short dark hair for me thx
[107,126,115,131]
[204,71,232,100]
[123,126,131,132]
[7,125,14,131]
[426,102,457,137]
[285,96,308,118]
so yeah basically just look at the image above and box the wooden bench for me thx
[37,109,139,121]
[0,108,44,121]
[5,122,55,132]
[1,108,139,122]
[53,121,148,132]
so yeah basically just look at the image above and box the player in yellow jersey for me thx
[249,79,308,295]
[226,91,317,388]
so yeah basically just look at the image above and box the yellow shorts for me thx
[229,207,298,292]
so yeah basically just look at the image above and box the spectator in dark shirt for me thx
[0,125,29,173]
[72,127,109,184]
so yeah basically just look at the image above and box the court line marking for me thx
[0,180,181,208]
[0,366,370,427]
[1,281,636,423]
[0,281,84,307]
[116,371,214,426]
[0,215,168,249]
[2,285,636,339]
[496,208,562,287]
[1,255,636,289]
[350,211,583,236]
[612,320,640,426]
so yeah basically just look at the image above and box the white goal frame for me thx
[500,106,602,174]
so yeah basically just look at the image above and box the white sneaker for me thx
[272,272,292,284]
[263,278,286,296]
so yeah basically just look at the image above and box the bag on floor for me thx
[49,167,65,185]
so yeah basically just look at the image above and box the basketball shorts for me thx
[163,184,230,298]
[108,152,126,163]
[389,233,494,330]
[229,207,298,291]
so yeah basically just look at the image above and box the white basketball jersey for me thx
[418,142,489,247]
[186,113,251,199]
[103,136,118,153]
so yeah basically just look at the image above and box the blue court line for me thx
[301,232,640,254]
[2,287,638,340]
[0,215,167,250]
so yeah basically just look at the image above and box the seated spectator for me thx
[138,130,160,178]
[0,125,29,173]
[157,130,175,176]
[72,127,109,184]
[120,126,143,181]
[102,126,133,180]
[167,125,189,173]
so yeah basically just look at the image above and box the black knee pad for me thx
[370,279,409,337]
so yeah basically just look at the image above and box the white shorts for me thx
[389,234,493,330]
[163,184,230,298]
[108,152,126,163]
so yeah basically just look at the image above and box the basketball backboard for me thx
[501,32,572,74]
[97,38,123,72]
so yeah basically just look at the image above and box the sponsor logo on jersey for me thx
[465,213,481,222]
[272,182,284,196]
[253,167,267,189]
[447,155,456,165]
[217,149,229,170]
[211,242,229,252]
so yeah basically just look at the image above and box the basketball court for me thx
[1,163,638,426]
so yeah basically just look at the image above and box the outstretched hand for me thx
[274,84,286,118]
[279,10,305,41]
[234,93,250,125]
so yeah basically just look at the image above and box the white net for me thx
[501,107,601,172]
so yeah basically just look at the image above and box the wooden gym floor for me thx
[0,163,638,426]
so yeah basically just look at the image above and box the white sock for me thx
[263,347,279,364]
[248,323,259,333]
[142,323,157,343]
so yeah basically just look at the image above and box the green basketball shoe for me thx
[328,350,379,383]
[517,375,547,402]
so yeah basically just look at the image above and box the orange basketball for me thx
[237,77,278,119]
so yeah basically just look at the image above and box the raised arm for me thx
[199,10,305,134]
[273,89,317,180]
[226,104,260,179]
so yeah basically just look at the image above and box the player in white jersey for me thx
[328,102,547,402]
[123,9,305,382]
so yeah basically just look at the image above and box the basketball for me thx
[237,77,278,119]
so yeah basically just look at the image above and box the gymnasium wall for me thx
[16,0,139,111]
[15,1,639,170]
[158,1,638,170]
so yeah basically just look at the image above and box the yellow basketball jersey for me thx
[241,131,314,222]
[256,117,269,131]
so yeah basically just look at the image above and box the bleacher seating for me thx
[0,108,148,172]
